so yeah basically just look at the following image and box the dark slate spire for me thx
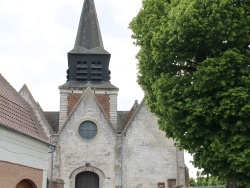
[75,0,103,49]
[66,0,111,83]
[69,0,109,54]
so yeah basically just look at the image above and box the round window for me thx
[79,121,97,139]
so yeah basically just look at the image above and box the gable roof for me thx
[19,84,54,136]
[116,100,140,132]
[58,87,115,135]
[44,111,59,134]
[117,111,129,132]
[0,74,51,145]
[121,98,147,134]
[59,81,118,90]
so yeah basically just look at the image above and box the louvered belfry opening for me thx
[90,61,102,81]
[76,61,88,81]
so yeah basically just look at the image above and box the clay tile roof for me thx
[0,74,50,144]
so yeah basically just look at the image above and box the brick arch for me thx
[70,166,105,188]
[0,162,43,188]
[16,179,37,188]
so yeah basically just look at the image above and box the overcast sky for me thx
[0,0,197,178]
[0,0,144,111]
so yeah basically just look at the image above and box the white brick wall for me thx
[122,102,179,188]
[109,93,118,129]
[59,91,68,131]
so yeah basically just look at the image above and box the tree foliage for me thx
[189,176,225,186]
[130,0,250,187]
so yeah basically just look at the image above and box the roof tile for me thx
[0,74,50,144]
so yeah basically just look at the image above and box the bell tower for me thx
[58,0,118,132]
[67,0,111,82]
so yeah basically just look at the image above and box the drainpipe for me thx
[121,134,123,188]
[49,138,56,188]
[176,146,180,186]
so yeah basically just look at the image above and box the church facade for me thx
[49,0,189,187]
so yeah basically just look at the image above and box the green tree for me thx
[190,178,196,186]
[130,0,250,187]
[190,173,225,186]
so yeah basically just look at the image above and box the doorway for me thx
[75,171,99,188]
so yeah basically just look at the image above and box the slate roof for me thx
[59,81,118,90]
[44,111,59,134]
[117,111,129,132]
[117,100,140,132]
[69,0,109,55]
[0,74,50,145]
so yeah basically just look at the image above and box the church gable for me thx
[122,100,177,187]
[56,87,117,187]
[59,87,115,136]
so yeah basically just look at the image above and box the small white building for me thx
[0,74,52,188]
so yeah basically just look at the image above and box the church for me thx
[0,0,189,187]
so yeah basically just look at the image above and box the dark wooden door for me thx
[75,171,99,188]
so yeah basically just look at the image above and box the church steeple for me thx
[75,0,103,50]
[66,0,111,82]
[59,0,118,134]
[69,0,109,54]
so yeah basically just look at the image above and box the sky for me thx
[0,0,197,178]
[0,0,144,111]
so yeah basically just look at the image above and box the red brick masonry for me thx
[67,93,110,118]
[0,161,43,188]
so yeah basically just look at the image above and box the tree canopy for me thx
[130,0,250,187]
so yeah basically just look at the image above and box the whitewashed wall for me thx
[0,126,50,188]
[122,102,181,188]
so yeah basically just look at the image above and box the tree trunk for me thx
[227,173,238,188]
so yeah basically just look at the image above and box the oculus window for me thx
[79,121,97,140]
